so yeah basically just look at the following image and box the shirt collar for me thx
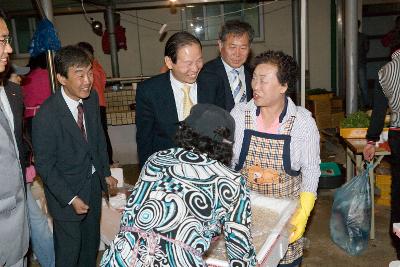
[61,86,83,112]
[392,49,400,60]
[220,57,244,74]
[169,71,195,90]
[255,97,288,123]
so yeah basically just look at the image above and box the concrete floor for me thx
[303,190,396,266]
[29,135,398,266]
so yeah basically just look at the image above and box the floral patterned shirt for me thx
[101,147,257,267]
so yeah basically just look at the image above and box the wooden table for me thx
[343,138,391,239]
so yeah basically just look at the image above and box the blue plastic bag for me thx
[329,165,372,255]
[29,19,61,57]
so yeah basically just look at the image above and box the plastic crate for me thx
[376,174,391,185]
[339,128,368,138]
[376,196,391,206]
[319,162,344,189]
[340,128,389,139]
[205,194,297,267]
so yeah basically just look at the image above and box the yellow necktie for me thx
[182,85,193,119]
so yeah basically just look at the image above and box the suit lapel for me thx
[4,84,21,136]
[244,66,253,101]
[54,90,90,147]
[82,94,97,145]
[216,57,235,109]
[0,103,13,141]
[159,72,179,123]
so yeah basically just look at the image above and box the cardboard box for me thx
[315,114,332,129]
[330,97,344,111]
[331,112,345,128]
[306,99,332,116]
[306,92,334,101]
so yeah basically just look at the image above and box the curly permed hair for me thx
[175,123,233,166]
[252,50,299,92]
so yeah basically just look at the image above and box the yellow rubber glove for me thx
[289,192,316,243]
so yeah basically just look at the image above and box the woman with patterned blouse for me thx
[101,104,257,267]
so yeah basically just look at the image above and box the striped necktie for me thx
[231,69,246,103]
[182,85,193,119]
[77,103,87,141]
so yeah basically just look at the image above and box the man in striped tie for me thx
[202,20,254,111]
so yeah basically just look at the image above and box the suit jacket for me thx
[0,82,29,266]
[32,89,111,221]
[202,57,253,111]
[136,71,225,168]
[5,82,26,170]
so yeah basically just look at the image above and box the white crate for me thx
[206,194,297,267]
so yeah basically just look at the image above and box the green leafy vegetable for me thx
[340,111,370,128]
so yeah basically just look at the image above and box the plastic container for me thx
[205,194,297,267]
[319,162,344,189]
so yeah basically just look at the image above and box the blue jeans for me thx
[27,184,55,267]
[358,65,369,107]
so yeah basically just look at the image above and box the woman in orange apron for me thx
[231,51,321,267]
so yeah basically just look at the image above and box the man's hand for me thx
[106,176,118,189]
[71,197,89,215]
[363,143,376,162]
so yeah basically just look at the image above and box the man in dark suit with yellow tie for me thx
[136,31,225,168]
[32,45,117,267]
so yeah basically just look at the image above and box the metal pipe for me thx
[345,0,358,115]
[292,0,301,105]
[41,0,54,22]
[300,0,307,107]
[46,50,57,94]
[136,10,144,76]
[337,0,344,97]
[106,5,120,78]
[39,0,57,93]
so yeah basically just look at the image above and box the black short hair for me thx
[28,53,48,70]
[175,123,233,166]
[219,20,255,43]
[77,42,94,56]
[164,31,202,64]
[253,50,299,92]
[54,45,91,78]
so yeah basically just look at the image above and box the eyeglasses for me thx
[0,36,12,47]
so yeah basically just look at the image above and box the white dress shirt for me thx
[221,58,247,102]
[0,86,15,131]
[170,72,198,121]
[0,85,20,158]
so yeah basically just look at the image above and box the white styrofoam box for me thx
[206,194,297,267]
[100,199,123,246]
[99,193,297,266]
[393,223,400,239]
[110,167,124,187]
[390,261,400,267]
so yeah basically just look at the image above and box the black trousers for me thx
[100,106,113,164]
[53,173,102,267]
[389,130,400,257]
